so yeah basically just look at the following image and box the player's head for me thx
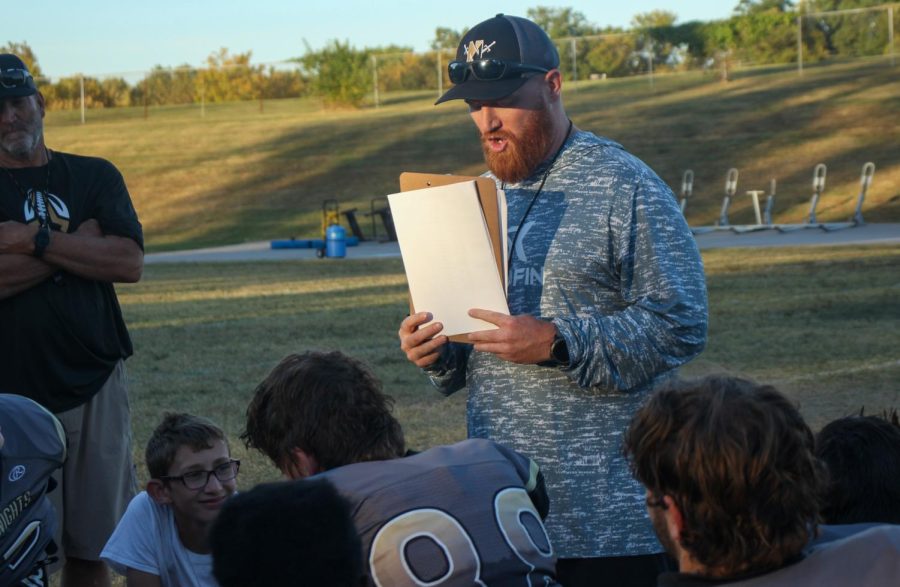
[242,350,405,476]
[623,375,826,578]
[210,477,366,587]
[0,53,45,161]
[145,413,238,526]
[816,410,900,525]
[436,15,568,184]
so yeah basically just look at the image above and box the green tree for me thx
[732,10,799,63]
[42,75,129,109]
[734,0,795,14]
[197,48,262,103]
[261,65,306,100]
[804,0,891,56]
[631,10,678,29]
[431,27,464,51]
[585,36,637,77]
[300,40,371,108]
[631,11,680,71]
[526,6,595,38]
[375,51,439,92]
[133,65,197,106]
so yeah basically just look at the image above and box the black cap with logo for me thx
[0,54,38,99]
[436,14,560,105]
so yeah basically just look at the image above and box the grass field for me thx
[42,58,900,252]
[119,244,900,489]
[34,56,899,586]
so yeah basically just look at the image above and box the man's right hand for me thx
[0,220,38,255]
[399,312,449,368]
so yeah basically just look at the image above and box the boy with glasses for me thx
[101,413,239,587]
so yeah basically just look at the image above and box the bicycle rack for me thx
[679,169,693,215]
[777,163,826,232]
[821,162,876,232]
[763,178,776,226]
[692,168,738,235]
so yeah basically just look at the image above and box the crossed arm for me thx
[125,568,162,587]
[0,218,143,300]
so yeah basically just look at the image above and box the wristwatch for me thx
[539,332,570,368]
[33,223,51,258]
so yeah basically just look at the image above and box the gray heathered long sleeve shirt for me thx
[425,130,709,557]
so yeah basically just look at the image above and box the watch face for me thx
[551,337,569,364]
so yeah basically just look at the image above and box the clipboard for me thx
[394,172,508,342]
[399,172,506,291]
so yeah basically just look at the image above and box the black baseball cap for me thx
[0,54,37,99]
[436,14,560,105]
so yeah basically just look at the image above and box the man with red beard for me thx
[0,53,143,587]
[398,14,708,587]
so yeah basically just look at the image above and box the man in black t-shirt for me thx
[0,53,143,587]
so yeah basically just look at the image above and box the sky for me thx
[7,1,735,80]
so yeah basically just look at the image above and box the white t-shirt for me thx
[101,491,219,587]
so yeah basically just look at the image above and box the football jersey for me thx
[320,438,560,586]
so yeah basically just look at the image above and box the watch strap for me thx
[33,223,51,258]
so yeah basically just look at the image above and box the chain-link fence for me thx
[30,4,898,121]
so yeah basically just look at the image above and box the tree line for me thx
[4,1,895,110]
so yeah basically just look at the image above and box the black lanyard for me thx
[504,119,573,273]
[2,147,52,227]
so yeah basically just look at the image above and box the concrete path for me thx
[145,223,900,264]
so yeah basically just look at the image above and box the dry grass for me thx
[115,244,900,490]
[42,58,900,252]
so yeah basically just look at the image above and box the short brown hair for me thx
[146,413,228,479]
[623,375,826,576]
[816,410,900,525]
[242,350,405,472]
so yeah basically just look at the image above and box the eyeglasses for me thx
[161,459,240,490]
[448,59,549,85]
[0,68,34,89]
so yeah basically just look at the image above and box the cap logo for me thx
[464,40,496,62]
[9,465,26,482]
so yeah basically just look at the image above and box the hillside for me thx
[43,58,900,252]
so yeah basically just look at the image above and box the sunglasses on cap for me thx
[0,68,33,89]
[448,59,549,84]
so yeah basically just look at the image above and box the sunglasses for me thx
[0,68,34,89]
[448,59,549,85]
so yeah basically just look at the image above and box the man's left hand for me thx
[467,309,557,364]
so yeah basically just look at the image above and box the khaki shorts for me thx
[49,360,138,562]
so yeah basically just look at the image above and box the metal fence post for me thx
[570,38,577,83]
[797,16,804,76]
[436,49,443,99]
[889,6,895,67]
[371,54,379,108]
[79,75,85,124]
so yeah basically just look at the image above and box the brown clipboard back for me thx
[398,172,506,343]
